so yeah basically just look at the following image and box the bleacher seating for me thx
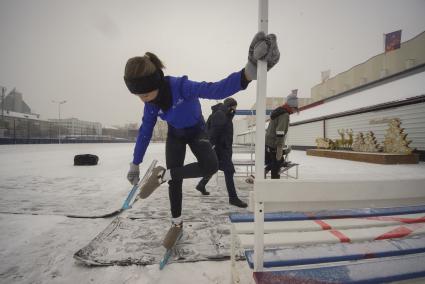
[229,178,425,283]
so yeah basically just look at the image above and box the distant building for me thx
[0,110,51,139]
[234,30,425,161]
[0,88,32,114]
[0,88,47,139]
[102,124,138,141]
[250,96,312,111]
[102,120,167,142]
[310,31,425,102]
[49,118,102,136]
[152,120,167,141]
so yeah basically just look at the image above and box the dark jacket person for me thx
[265,92,298,179]
[196,98,247,208]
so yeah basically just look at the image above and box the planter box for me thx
[307,149,419,164]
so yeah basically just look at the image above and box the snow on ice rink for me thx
[0,143,424,284]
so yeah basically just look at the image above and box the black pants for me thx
[265,146,281,179]
[198,169,238,199]
[166,130,218,218]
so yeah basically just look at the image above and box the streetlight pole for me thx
[1,86,6,121]
[52,100,67,144]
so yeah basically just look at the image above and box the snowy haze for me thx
[1,0,425,126]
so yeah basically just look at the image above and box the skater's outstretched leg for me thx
[157,131,218,182]
[168,132,218,179]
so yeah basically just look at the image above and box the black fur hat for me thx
[223,97,237,107]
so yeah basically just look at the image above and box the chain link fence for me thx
[0,115,171,144]
[0,116,137,144]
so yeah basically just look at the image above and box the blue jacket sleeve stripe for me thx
[132,104,159,165]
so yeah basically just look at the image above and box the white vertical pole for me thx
[255,0,268,177]
[253,0,268,272]
[58,103,61,144]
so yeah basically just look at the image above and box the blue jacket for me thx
[132,70,247,165]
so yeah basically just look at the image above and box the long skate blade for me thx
[67,209,123,219]
[67,160,157,218]
[279,162,299,174]
[123,160,157,208]
[159,250,172,270]
[159,231,183,269]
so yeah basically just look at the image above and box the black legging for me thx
[265,146,281,179]
[166,129,218,218]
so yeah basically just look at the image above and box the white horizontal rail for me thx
[254,179,425,209]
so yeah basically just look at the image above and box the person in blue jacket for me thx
[124,32,279,228]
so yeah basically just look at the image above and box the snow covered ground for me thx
[0,143,424,284]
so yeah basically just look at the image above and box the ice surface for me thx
[0,143,251,284]
[0,143,424,283]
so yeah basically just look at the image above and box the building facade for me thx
[311,31,425,102]
[0,88,32,114]
[0,110,53,139]
[234,31,425,160]
[49,118,102,137]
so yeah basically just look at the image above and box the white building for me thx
[234,31,425,161]
[49,118,102,136]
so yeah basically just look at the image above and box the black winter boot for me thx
[229,197,248,208]
[196,184,210,195]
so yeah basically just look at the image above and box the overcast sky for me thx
[1,0,425,126]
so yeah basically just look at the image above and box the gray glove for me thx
[263,34,280,69]
[127,162,140,185]
[245,32,280,80]
[276,146,283,161]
